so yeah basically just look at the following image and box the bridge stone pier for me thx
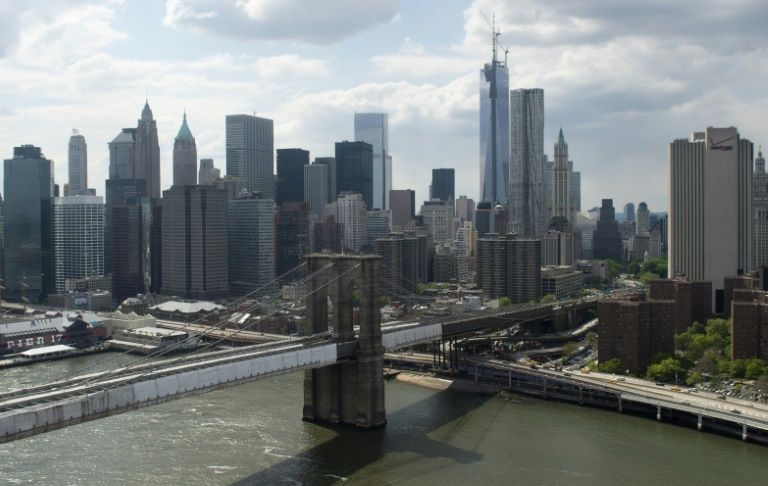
[301,254,386,428]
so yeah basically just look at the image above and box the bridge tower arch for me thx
[301,254,386,428]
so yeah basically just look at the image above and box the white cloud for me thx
[163,0,400,44]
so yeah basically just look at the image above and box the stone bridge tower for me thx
[300,254,386,428]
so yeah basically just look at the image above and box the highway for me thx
[472,357,768,429]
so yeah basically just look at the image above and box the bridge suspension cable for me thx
[35,260,314,389]
[91,261,363,396]
[59,261,336,391]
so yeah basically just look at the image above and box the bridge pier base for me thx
[697,414,703,431]
[301,255,386,429]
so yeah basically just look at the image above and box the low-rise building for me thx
[541,266,583,300]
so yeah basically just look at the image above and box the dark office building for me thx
[227,191,275,297]
[3,145,54,301]
[389,189,416,229]
[335,141,373,210]
[276,148,309,206]
[313,215,343,253]
[592,199,623,261]
[475,202,492,238]
[161,185,228,300]
[431,168,455,202]
[276,202,310,283]
[111,199,154,301]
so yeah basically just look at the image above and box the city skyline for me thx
[1,1,766,210]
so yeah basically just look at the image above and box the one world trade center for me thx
[479,27,509,205]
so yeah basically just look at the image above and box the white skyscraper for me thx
[354,113,391,210]
[53,195,105,293]
[479,27,510,204]
[509,88,545,238]
[67,130,87,196]
[669,127,753,312]
[304,163,330,219]
[335,192,367,253]
[421,200,454,244]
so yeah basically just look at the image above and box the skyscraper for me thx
[431,168,455,202]
[389,189,415,230]
[365,210,391,249]
[669,127,753,312]
[228,191,276,296]
[198,158,220,185]
[335,192,367,253]
[304,162,330,218]
[592,199,623,261]
[753,148,768,269]
[52,195,104,293]
[421,200,454,244]
[636,202,650,236]
[276,148,309,206]
[552,128,572,225]
[570,166,581,214]
[314,157,336,202]
[623,203,636,223]
[161,185,229,299]
[276,202,310,281]
[226,114,274,199]
[172,112,197,186]
[67,130,87,196]
[135,101,161,199]
[509,88,545,238]
[479,28,510,204]
[354,113,391,209]
[335,141,373,210]
[455,195,475,224]
[3,145,54,301]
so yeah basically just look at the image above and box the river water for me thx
[1,352,767,485]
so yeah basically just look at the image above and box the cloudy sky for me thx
[1,0,766,212]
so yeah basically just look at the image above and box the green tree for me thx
[641,258,668,277]
[730,360,747,378]
[541,294,557,304]
[627,260,641,275]
[685,371,702,386]
[745,359,767,380]
[646,357,687,383]
[638,271,661,285]
[599,358,624,374]
[498,297,512,307]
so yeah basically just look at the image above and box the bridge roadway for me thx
[0,298,598,444]
[0,321,442,443]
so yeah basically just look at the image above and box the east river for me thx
[1,352,768,485]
